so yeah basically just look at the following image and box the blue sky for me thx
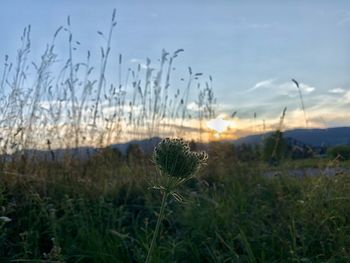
[1,0,350,131]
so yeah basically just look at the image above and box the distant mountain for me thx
[9,138,162,161]
[7,127,349,161]
[234,127,350,147]
[110,137,162,154]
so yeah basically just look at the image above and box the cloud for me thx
[328,87,346,94]
[187,101,199,111]
[279,82,315,96]
[129,58,150,69]
[248,78,276,92]
[235,80,320,124]
[235,17,273,30]
[247,23,271,29]
[249,79,315,96]
[225,80,350,134]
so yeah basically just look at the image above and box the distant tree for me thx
[126,144,144,165]
[93,147,123,164]
[328,145,350,160]
[287,142,314,160]
[263,130,287,165]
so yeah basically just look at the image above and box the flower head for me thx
[153,138,208,178]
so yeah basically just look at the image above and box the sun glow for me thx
[206,117,231,133]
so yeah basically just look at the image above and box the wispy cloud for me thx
[247,78,276,92]
[328,87,346,94]
[248,79,315,96]
[279,82,315,96]
[246,23,271,29]
[235,17,273,30]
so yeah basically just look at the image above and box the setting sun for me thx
[206,117,231,133]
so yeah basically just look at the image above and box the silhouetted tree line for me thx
[6,135,350,173]
[83,135,350,169]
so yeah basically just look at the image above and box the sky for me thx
[1,0,350,139]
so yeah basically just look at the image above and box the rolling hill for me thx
[234,127,350,147]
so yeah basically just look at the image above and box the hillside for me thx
[234,127,350,147]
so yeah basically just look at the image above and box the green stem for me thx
[145,191,169,263]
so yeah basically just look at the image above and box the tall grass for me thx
[292,79,308,128]
[0,9,216,157]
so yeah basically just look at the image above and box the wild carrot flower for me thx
[146,138,207,263]
[153,138,208,178]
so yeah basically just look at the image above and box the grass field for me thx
[1,143,349,262]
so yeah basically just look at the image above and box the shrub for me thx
[328,145,350,160]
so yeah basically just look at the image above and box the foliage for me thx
[328,145,350,160]
[0,145,350,262]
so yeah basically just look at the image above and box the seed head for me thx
[154,138,208,178]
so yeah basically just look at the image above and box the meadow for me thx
[0,9,350,263]
[0,143,350,262]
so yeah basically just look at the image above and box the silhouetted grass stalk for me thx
[0,9,216,158]
[145,189,169,263]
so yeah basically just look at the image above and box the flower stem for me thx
[145,191,169,263]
